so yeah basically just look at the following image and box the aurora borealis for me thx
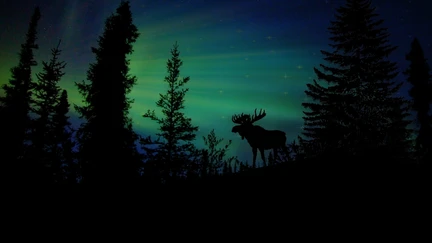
[0,0,431,163]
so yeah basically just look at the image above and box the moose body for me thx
[232,109,287,167]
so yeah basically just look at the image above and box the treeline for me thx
[0,0,430,186]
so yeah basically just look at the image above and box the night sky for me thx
[0,0,431,163]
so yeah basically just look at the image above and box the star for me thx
[266,36,273,40]
[297,65,303,69]
[283,92,288,95]
[283,74,289,79]
[245,74,250,78]
[219,90,223,94]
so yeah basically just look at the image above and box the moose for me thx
[231,108,287,168]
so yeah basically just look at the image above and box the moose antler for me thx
[232,113,251,124]
[232,108,266,125]
[251,108,266,123]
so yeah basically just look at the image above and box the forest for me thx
[0,0,430,190]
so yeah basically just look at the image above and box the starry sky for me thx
[0,0,431,164]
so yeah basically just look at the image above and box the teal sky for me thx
[0,0,431,164]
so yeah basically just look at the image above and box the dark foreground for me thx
[4,158,429,218]
[12,158,429,195]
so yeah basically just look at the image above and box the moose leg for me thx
[273,148,278,164]
[259,148,266,167]
[252,147,257,168]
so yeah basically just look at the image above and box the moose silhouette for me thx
[231,108,287,168]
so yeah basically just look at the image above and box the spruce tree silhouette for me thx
[0,7,40,182]
[141,42,199,184]
[74,0,141,185]
[52,90,76,183]
[199,129,236,177]
[404,38,432,164]
[28,39,66,183]
[300,0,412,164]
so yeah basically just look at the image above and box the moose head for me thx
[232,109,286,168]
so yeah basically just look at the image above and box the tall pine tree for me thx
[141,42,199,182]
[52,90,76,183]
[74,0,141,184]
[0,7,40,173]
[300,0,411,162]
[29,40,66,178]
[404,38,432,162]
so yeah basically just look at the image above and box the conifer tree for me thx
[199,129,236,177]
[141,42,199,182]
[29,40,66,176]
[300,0,411,161]
[222,162,229,175]
[52,90,76,183]
[74,0,141,184]
[404,38,432,161]
[0,7,40,171]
